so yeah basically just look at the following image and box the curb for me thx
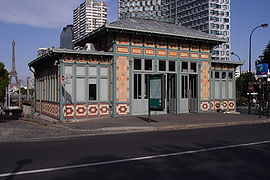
[1,119,270,143]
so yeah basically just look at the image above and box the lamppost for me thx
[248,23,268,115]
[231,52,242,75]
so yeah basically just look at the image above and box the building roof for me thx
[28,48,113,67]
[74,18,228,46]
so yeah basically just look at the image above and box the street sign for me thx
[148,74,165,111]
[61,75,71,85]
[256,63,268,76]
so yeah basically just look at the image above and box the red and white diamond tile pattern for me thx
[116,104,129,115]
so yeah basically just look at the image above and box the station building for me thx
[28,18,242,121]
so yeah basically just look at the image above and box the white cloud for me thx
[0,0,117,29]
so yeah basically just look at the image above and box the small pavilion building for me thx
[29,18,242,121]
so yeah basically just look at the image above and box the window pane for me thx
[134,74,138,99]
[169,61,175,71]
[228,72,233,79]
[182,62,188,72]
[89,84,97,100]
[159,60,166,71]
[100,79,108,101]
[228,81,233,98]
[215,72,220,78]
[215,80,219,99]
[222,81,226,98]
[134,59,142,70]
[222,72,226,79]
[77,78,85,102]
[145,59,152,71]
[191,63,197,72]
[77,66,85,76]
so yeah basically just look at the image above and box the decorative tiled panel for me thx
[117,47,129,54]
[180,44,189,50]
[156,40,166,48]
[132,36,143,46]
[157,50,167,57]
[63,104,75,119]
[116,103,129,115]
[100,103,109,116]
[191,45,199,51]
[169,41,178,49]
[200,53,210,60]
[144,48,155,56]
[200,61,210,100]
[88,104,99,118]
[76,104,87,119]
[36,101,40,112]
[201,45,211,52]
[116,56,129,101]
[228,100,235,110]
[190,53,199,59]
[132,48,142,55]
[168,50,178,57]
[41,101,60,119]
[212,64,236,71]
[201,101,210,112]
[180,51,189,58]
[116,35,129,45]
[211,100,235,112]
[63,56,111,64]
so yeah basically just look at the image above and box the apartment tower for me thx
[118,0,231,61]
[73,0,107,42]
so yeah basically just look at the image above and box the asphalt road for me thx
[1,123,270,180]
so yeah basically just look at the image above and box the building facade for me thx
[73,0,107,42]
[60,25,73,49]
[29,18,241,121]
[118,0,230,61]
[118,0,168,20]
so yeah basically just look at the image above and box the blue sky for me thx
[0,0,269,81]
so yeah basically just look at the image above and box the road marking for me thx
[1,140,270,178]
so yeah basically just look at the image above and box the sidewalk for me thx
[1,113,270,142]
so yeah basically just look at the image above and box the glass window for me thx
[169,61,175,71]
[159,60,166,71]
[134,59,142,70]
[191,63,197,72]
[77,78,85,102]
[182,62,188,72]
[145,59,152,71]
[215,72,220,79]
[89,84,97,100]
[222,72,226,79]
[228,72,233,79]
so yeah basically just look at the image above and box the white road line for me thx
[1,140,270,178]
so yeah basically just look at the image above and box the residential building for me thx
[29,18,242,121]
[73,0,107,42]
[118,0,231,61]
[60,25,73,49]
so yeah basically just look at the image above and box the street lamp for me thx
[230,52,242,75]
[248,23,268,115]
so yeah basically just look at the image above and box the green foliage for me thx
[261,41,270,65]
[0,62,9,102]
[236,72,258,104]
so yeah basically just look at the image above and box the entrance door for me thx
[180,74,198,113]
[167,74,177,113]
[132,73,148,115]
[189,74,198,112]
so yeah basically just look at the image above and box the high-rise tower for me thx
[73,0,107,42]
[9,39,20,88]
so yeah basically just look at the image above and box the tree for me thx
[261,41,270,65]
[0,62,9,102]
